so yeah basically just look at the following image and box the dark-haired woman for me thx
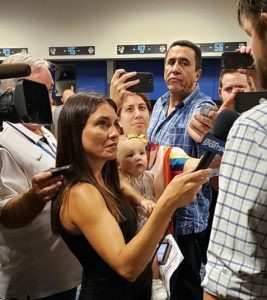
[51,92,210,300]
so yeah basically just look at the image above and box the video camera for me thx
[0,63,52,130]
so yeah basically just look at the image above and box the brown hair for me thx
[238,0,267,37]
[51,92,131,234]
[219,69,254,91]
[165,40,202,70]
[117,93,152,117]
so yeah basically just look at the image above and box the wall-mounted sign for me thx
[49,46,95,56]
[196,42,247,53]
[0,48,28,57]
[117,44,167,55]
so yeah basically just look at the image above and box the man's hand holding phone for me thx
[221,51,254,69]
[33,165,71,202]
[187,104,218,143]
[31,170,63,202]
[110,69,154,108]
[49,165,71,177]
[236,46,263,91]
[222,46,262,91]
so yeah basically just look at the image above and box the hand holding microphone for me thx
[195,109,240,171]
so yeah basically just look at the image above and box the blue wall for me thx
[199,58,221,101]
[116,59,167,101]
[75,60,107,95]
[53,58,222,101]
[116,58,221,101]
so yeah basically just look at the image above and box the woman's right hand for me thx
[160,169,211,209]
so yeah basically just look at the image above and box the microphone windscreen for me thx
[0,63,31,79]
[213,109,240,140]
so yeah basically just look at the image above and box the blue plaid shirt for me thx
[148,85,216,235]
[203,102,267,299]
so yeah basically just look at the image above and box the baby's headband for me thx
[125,133,148,146]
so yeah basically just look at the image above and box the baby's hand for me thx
[140,199,156,216]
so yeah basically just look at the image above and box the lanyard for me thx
[7,122,56,159]
[36,140,56,159]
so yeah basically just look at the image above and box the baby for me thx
[117,133,156,231]
[117,133,168,300]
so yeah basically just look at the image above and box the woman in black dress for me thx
[51,92,210,300]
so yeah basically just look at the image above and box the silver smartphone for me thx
[199,104,217,116]
[157,241,172,265]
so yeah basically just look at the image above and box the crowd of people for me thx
[0,0,266,299]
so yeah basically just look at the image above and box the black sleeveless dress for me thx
[59,200,152,300]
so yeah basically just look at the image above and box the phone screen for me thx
[126,72,154,93]
[221,52,254,69]
[157,242,169,263]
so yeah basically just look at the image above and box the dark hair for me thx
[165,40,202,70]
[219,69,254,90]
[238,0,267,36]
[51,92,128,234]
[117,93,152,117]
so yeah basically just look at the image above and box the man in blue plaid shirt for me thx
[147,40,217,300]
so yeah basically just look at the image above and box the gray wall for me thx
[0,0,248,59]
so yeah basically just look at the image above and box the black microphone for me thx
[195,109,240,170]
[0,63,31,79]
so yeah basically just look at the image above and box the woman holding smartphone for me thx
[51,92,210,300]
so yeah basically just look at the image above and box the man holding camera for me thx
[0,53,81,300]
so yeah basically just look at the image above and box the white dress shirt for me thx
[0,122,82,300]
